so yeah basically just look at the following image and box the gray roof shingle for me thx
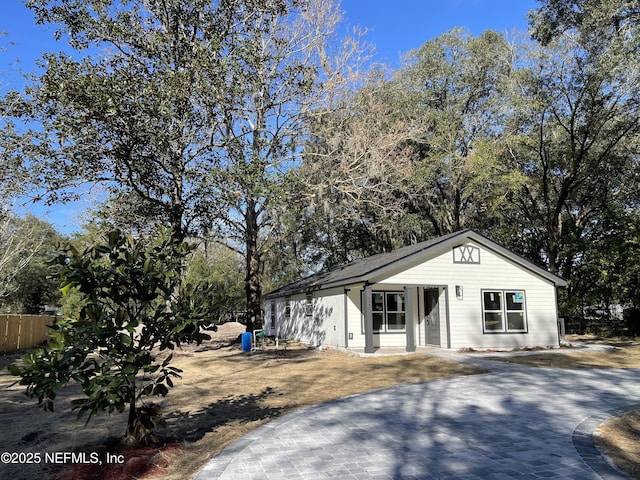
[264,229,567,299]
[264,230,455,297]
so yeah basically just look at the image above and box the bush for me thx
[10,227,216,445]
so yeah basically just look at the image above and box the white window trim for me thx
[482,289,528,334]
[305,294,313,317]
[362,290,407,334]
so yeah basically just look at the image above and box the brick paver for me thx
[196,352,639,479]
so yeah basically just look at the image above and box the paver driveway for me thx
[196,356,640,479]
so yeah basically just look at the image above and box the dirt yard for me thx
[3,330,640,480]
[0,323,479,480]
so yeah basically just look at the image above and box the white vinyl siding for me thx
[378,241,559,350]
[276,288,346,348]
[268,238,561,351]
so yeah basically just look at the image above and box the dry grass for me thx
[484,335,640,369]
[4,329,640,479]
[0,323,479,480]
[595,411,640,479]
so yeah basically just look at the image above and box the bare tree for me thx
[0,210,50,302]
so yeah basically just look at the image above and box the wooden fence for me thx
[0,315,57,354]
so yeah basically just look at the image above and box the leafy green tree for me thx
[4,0,363,331]
[501,32,640,277]
[183,243,245,321]
[10,227,215,445]
[529,0,640,50]
[295,29,516,266]
[6,0,236,240]
[395,28,515,236]
[563,207,640,328]
[200,0,365,330]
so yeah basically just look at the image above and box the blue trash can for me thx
[241,332,252,352]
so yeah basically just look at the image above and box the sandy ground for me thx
[0,323,478,480]
[2,329,640,479]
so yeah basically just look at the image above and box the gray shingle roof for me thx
[264,229,567,299]
[266,230,447,297]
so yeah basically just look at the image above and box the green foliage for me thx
[0,213,62,312]
[397,28,515,235]
[297,28,517,263]
[10,226,216,445]
[292,22,640,329]
[58,284,86,320]
[183,245,244,320]
[563,209,640,320]
[529,0,640,52]
[4,0,360,333]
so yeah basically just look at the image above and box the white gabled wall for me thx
[267,240,561,351]
[273,288,346,347]
[379,241,560,349]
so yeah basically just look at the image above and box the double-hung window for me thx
[482,290,527,333]
[305,294,313,316]
[285,297,291,319]
[270,300,276,331]
[370,291,406,332]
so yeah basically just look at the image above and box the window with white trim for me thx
[270,300,276,330]
[370,291,406,332]
[482,290,527,333]
[285,297,291,318]
[305,294,313,316]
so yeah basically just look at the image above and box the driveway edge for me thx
[573,404,640,479]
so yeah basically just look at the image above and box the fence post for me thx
[0,315,8,353]
[5,315,21,352]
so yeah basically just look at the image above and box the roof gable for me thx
[264,229,567,299]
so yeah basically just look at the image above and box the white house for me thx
[263,229,567,352]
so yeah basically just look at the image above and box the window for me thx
[305,294,313,316]
[270,301,276,329]
[367,291,406,333]
[285,297,291,318]
[482,290,527,333]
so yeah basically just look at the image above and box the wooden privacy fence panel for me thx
[0,315,57,354]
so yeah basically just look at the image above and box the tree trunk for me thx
[244,200,262,333]
[125,391,139,445]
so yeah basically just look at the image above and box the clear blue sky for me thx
[1,0,539,233]
[3,1,539,70]
[341,0,538,65]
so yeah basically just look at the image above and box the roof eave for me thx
[262,229,568,299]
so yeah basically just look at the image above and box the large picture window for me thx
[368,291,406,333]
[482,290,527,333]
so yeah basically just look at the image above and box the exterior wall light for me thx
[455,285,463,300]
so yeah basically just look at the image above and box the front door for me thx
[425,288,441,346]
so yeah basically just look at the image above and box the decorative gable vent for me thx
[453,245,480,264]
